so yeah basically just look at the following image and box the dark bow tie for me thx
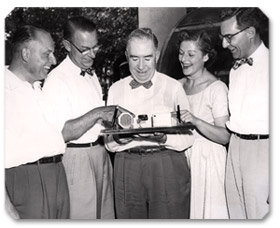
[129,79,153,89]
[80,68,94,76]
[233,57,253,70]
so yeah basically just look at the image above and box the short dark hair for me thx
[11,25,49,54]
[126,27,158,49]
[63,16,97,40]
[177,30,217,67]
[220,7,267,34]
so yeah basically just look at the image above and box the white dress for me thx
[185,80,229,219]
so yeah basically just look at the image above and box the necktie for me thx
[233,57,253,70]
[129,79,153,89]
[80,68,94,76]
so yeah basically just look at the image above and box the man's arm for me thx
[62,105,134,143]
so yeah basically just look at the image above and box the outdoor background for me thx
[5,7,139,99]
[4,7,269,99]
[2,3,279,227]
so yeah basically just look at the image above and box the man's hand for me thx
[62,105,134,143]
[5,189,20,219]
[113,134,134,145]
[112,132,167,145]
[134,132,167,144]
[97,105,135,124]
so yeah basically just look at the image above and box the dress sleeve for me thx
[210,81,229,119]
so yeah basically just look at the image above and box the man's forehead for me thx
[221,16,239,33]
[73,29,96,38]
[72,30,98,45]
[127,38,155,51]
[33,32,53,45]
[34,30,51,40]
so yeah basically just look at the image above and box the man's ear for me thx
[156,51,160,63]
[21,48,30,62]
[62,39,71,52]
[125,50,128,61]
[247,26,256,39]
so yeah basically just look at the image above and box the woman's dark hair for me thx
[63,16,97,40]
[177,30,217,67]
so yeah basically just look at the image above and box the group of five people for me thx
[5,7,269,220]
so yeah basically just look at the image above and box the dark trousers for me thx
[114,150,191,219]
[5,162,70,219]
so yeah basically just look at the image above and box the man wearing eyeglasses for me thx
[220,8,269,219]
[43,16,114,219]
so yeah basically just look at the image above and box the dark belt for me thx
[67,137,103,148]
[125,146,166,154]
[233,132,269,140]
[27,154,63,165]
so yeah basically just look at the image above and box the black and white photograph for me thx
[2,2,277,225]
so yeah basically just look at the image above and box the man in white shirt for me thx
[5,25,69,219]
[43,16,114,219]
[6,25,126,219]
[105,28,194,219]
[220,8,269,219]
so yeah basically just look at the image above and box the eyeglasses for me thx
[67,40,101,55]
[219,27,250,43]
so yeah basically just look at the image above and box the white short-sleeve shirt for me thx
[226,42,269,134]
[5,68,65,168]
[43,56,105,143]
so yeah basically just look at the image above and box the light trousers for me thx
[63,144,114,219]
[225,134,269,219]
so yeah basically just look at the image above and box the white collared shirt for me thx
[43,56,104,143]
[105,71,194,152]
[5,68,65,168]
[226,42,269,134]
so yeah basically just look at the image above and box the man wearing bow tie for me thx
[43,16,114,219]
[104,28,194,219]
[220,8,269,219]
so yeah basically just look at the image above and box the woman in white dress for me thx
[177,30,230,219]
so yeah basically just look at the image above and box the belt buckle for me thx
[139,148,145,155]
[55,155,62,162]
[249,134,257,140]
[143,148,155,154]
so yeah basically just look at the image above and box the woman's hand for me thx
[180,110,199,125]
